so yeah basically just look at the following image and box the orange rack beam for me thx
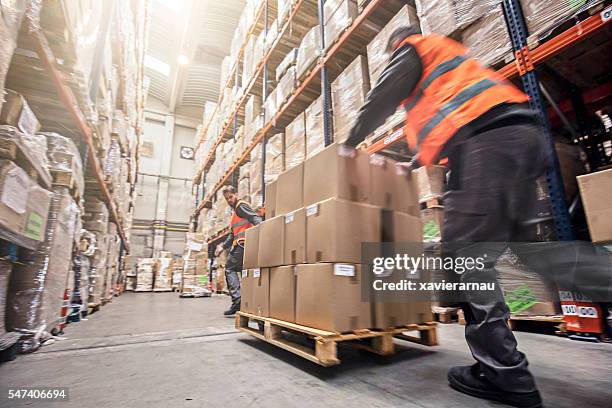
[30,26,131,252]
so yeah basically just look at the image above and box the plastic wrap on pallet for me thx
[135,258,155,292]
[276,66,296,109]
[0,259,13,335]
[305,96,326,159]
[245,95,262,143]
[522,0,597,39]
[324,0,358,51]
[264,87,279,123]
[462,6,512,67]
[454,0,502,29]
[265,19,278,53]
[153,257,173,291]
[332,56,371,143]
[276,49,298,82]
[296,26,321,80]
[366,5,420,84]
[243,35,255,86]
[249,143,263,207]
[43,132,84,196]
[253,30,266,75]
[285,112,306,170]
[278,0,294,24]
[265,133,285,183]
[6,187,78,350]
[415,0,458,36]
[71,254,90,313]
[0,0,27,113]
[0,125,51,183]
[83,198,109,233]
[0,90,41,136]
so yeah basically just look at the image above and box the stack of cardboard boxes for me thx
[241,143,432,332]
[135,258,156,292]
[153,252,173,291]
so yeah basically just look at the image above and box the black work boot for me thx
[448,364,542,408]
[223,299,241,316]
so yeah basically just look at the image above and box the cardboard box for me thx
[265,133,285,183]
[386,210,423,243]
[367,5,420,83]
[285,112,306,170]
[275,162,304,215]
[276,48,298,82]
[370,155,420,216]
[0,90,40,135]
[577,169,612,243]
[243,224,260,269]
[277,66,296,108]
[295,263,371,332]
[306,198,381,264]
[414,165,446,202]
[305,96,326,159]
[416,0,458,37]
[265,180,277,218]
[303,143,370,206]
[331,55,370,143]
[462,6,511,67]
[252,267,270,317]
[269,265,297,322]
[257,216,285,267]
[284,208,306,264]
[240,269,254,314]
[23,183,52,242]
[0,160,30,237]
[324,0,358,51]
[296,25,321,80]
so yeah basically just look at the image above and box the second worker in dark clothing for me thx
[345,26,544,408]
[216,186,262,315]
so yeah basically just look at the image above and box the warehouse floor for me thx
[1,293,611,408]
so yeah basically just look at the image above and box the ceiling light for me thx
[177,54,190,65]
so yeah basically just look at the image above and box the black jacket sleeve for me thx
[344,43,423,147]
[235,202,262,226]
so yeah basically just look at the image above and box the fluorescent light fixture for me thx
[177,54,189,65]
[145,54,170,76]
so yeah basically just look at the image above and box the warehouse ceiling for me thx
[145,0,245,118]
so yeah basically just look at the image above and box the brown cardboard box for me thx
[284,208,306,265]
[370,155,419,216]
[306,198,381,264]
[324,0,358,52]
[240,269,254,314]
[0,160,31,237]
[295,263,371,332]
[285,112,306,170]
[265,180,277,218]
[275,162,304,215]
[243,225,260,269]
[331,55,370,143]
[257,216,285,267]
[414,165,446,202]
[23,183,52,242]
[303,143,370,206]
[305,96,326,159]
[577,169,612,243]
[296,26,321,80]
[252,267,270,317]
[269,265,297,322]
[390,211,423,242]
[0,90,41,135]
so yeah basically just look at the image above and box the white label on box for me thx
[189,242,203,251]
[285,212,294,224]
[561,304,577,316]
[334,264,355,277]
[253,268,261,278]
[578,306,598,318]
[558,291,574,302]
[1,167,29,214]
[242,270,248,278]
[306,204,318,217]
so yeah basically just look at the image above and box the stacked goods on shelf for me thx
[0,1,26,113]
[135,258,156,292]
[153,252,173,291]
[171,258,184,290]
[249,143,264,209]
[180,233,209,295]
[323,0,358,51]
[6,186,80,351]
[331,56,371,144]
[0,260,12,337]
[43,132,85,198]
[296,25,320,80]
[305,96,326,159]
[243,143,432,331]
[238,164,251,201]
[245,95,262,148]
[265,133,285,183]
[521,0,600,40]
[285,113,306,170]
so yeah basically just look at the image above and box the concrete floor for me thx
[1,293,610,408]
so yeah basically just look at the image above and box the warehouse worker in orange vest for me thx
[215,185,262,316]
[344,27,547,407]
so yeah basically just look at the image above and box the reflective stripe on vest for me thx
[231,200,254,246]
[399,34,529,166]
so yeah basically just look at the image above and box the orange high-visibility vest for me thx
[399,34,529,166]
[230,200,253,246]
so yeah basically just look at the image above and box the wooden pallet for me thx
[236,312,437,366]
[419,196,443,209]
[179,291,212,298]
[50,169,81,200]
[509,315,566,335]
[152,288,173,292]
[432,306,459,324]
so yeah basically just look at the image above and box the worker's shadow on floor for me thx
[239,333,437,379]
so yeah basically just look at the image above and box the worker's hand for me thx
[214,244,224,257]
[338,143,357,158]
[395,161,414,175]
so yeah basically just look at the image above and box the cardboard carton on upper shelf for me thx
[276,48,298,82]
[367,5,420,84]
[243,224,260,269]
[285,112,306,170]
[415,0,459,37]
[264,180,278,218]
[331,55,371,143]
[462,6,512,67]
[306,198,381,264]
[295,263,371,332]
[577,168,612,243]
[305,96,327,159]
[303,143,370,207]
[265,133,285,183]
[269,265,297,322]
[257,216,285,267]
[284,207,306,265]
[264,87,279,123]
[0,90,40,136]
[296,25,321,80]
[277,66,297,109]
[275,162,304,216]
[324,0,358,51]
